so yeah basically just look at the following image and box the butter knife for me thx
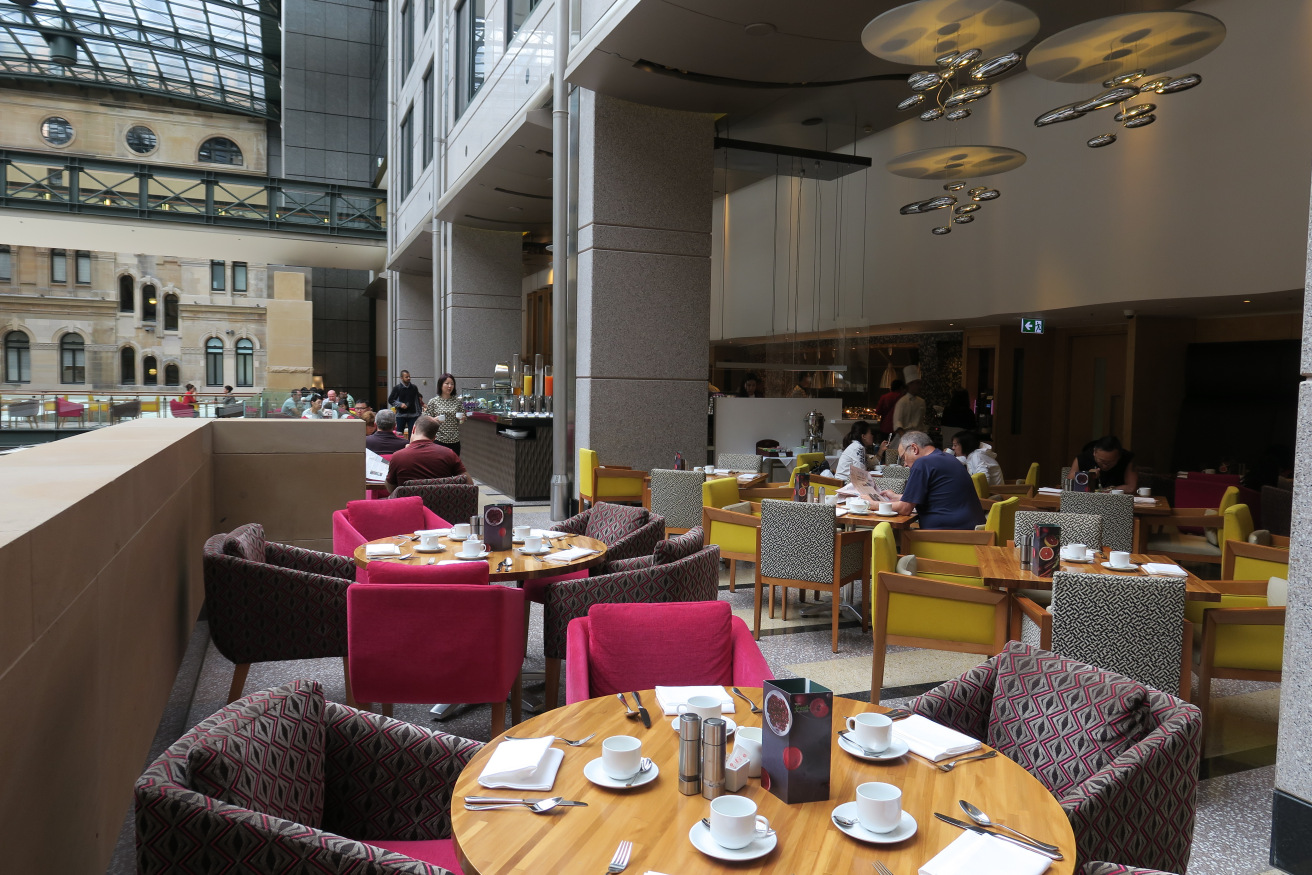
[630,690,652,728]
[933,813,1063,860]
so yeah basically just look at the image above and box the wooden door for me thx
[1067,332,1126,447]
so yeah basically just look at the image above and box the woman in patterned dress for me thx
[423,372,465,456]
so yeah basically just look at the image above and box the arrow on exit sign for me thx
[1021,318,1045,334]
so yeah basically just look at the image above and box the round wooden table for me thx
[452,689,1075,874]
[351,532,608,582]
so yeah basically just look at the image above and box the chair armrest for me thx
[321,700,484,842]
[422,506,454,529]
[1273,535,1291,548]
[606,516,666,562]
[883,572,1007,606]
[265,542,356,580]
[703,506,761,528]
[912,557,984,578]
[1204,606,1285,626]
[1154,513,1223,528]
[910,656,997,741]
[739,486,793,500]
[600,464,633,470]
[332,511,368,559]
[729,616,774,687]
[565,617,593,704]
[1013,594,1051,624]
[554,510,590,536]
[597,467,648,481]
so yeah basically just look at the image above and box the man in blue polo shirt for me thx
[879,431,985,530]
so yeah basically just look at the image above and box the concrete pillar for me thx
[1271,184,1312,872]
[265,271,313,391]
[394,269,435,401]
[444,224,523,387]
[575,90,714,472]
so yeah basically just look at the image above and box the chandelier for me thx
[887,146,1026,236]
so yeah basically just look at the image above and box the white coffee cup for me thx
[462,538,484,557]
[513,525,531,540]
[845,713,892,752]
[1061,543,1088,561]
[1137,487,1152,497]
[856,781,902,833]
[525,535,544,552]
[436,413,446,422]
[417,530,444,551]
[878,501,893,514]
[733,726,763,778]
[708,795,772,849]
[676,695,721,723]
[848,498,870,514]
[1109,550,1132,568]
[452,523,471,539]
[1109,488,1125,494]
[824,493,840,506]
[601,735,642,780]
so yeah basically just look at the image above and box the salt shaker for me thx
[701,718,727,800]
[678,713,701,796]
[470,514,482,539]
[1019,534,1032,568]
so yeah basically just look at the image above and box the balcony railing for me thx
[0,390,347,429]
[0,150,386,240]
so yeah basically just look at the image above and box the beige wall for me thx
[0,418,362,873]
[265,272,315,392]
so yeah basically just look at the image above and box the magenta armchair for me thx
[347,565,525,734]
[565,601,773,704]
[54,397,86,428]
[333,496,450,581]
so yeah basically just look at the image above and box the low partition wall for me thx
[0,418,362,873]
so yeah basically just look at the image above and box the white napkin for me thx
[654,685,735,716]
[544,546,599,563]
[365,543,401,557]
[1133,496,1157,505]
[534,529,570,539]
[1037,487,1063,495]
[477,737,563,789]
[919,830,1052,875]
[892,715,982,762]
[1141,562,1188,577]
[736,474,756,482]
[415,528,449,537]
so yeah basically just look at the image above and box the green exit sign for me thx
[1021,317,1045,334]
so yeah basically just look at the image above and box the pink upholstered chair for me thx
[54,397,86,428]
[347,561,524,733]
[169,399,197,418]
[365,454,393,500]
[565,601,773,704]
[333,496,450,581]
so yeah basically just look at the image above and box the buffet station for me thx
[711,397,844,480]
[460,354,553,501]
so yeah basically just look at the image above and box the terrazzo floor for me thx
[106,491,1283,875]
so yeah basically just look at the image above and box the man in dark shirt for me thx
[385,415,471,492]
[388,370,423,435]
[879,431,985,530]
[365,410,410,454]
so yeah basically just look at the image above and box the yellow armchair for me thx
[1024,462,1039,487]
[1185,577,1284,725]
[971,472,988,500]
[701,504,759,594]
[1223,539,1290,581]
[900,529,994,586]
[578,448,645,508]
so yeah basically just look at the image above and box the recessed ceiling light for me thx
[744,22,776,36]
[1243,299,1252,303]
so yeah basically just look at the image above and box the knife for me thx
[464,799,589,807]
[933,813,1063,860]
[630,690,652,728]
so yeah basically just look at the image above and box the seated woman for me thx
[834,420,876,483]
[1070,434,1138,492]
[951,431,1004,486]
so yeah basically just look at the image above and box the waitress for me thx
[835,420,876,483]
[424,372,466,455]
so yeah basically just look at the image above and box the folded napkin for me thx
[1133,496,1157,505]
[415,528,449,537]
[654,685,734,716]
[712,468,732,475]
[736,474,756,482]
[477,737,564,789]
[533,528,570,539]
[544,546,600,563]
[365,543,401,557]
[919,830,1051,875]
[1037,487,1063,495]
[1141,562,1188,577]
[892,715,982,762]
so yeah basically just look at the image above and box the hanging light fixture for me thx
[887,145,1025,235]
[1026,10,1224,148]
[861,0,1039,123]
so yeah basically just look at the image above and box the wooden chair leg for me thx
[861,576,871,633]
[768,580,775,619]
[341,656,358,709]
[227,663,251,704]
[490,701,506,737]
[545,657,561,709]
[381,703,394,718]
[1180,621,1193,701]
[511,673,523,726]
[753,575,764,640]
[830,585,840,653]
[729,558,737,594]
[782,586,790,621]
[871,611,889,701]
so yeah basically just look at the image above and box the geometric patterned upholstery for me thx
[759,500,836,584]
[648,469,707,530]
[553,502,666,564]
[1060,491,1135,553]
[1013,511,1104,551]
[911,642,1202,873]
[653,526,704,565]
[1051,572,1186,695]
[136,680,483,875]
[716,453,762,473]
[390,482,478,529]
[1084,865,1177,875]
[202,527,356,666]
[223,523,267,562]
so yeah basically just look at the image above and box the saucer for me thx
[670,715,737,736]
[1100,561,1138,572]
[447,533,472,542]
[583,757,659,789]
[1060,554,1094,564]
[830,803,917,844]
[688,820,777,861]
[455,551,491,560]
[517,546,552,556]
[414,544,446,553]
[837,734,910,762]
[872,510,899,517]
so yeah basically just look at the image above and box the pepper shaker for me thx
[470,514,482,539]
[701,718,727,800]
[1019,534,1032,568]
[678,713,701,796]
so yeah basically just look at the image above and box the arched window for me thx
[164,362,180,386]
[143,355,158,386]
[4,331,30,383]
[142,284,157,322]
[163,294,179,331]
[198,137,243,166]
[205,337,224,386]
[60,333,85,384]
[120,347,136,384]
[118,274,134,312]
[236,338,254,387]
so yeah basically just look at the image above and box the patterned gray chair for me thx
[1015,571,1188,697]
[1013,511,1103,550]
[391,477,479,527]
[755,500,870,653]
[716,452,762,473]
[1061,490,1135,553]
[135,679,480,875]
[648,468,707,534]
[1085,865,1178,875]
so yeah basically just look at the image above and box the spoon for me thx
[464,796,572,813]
[958,800,1060,852]
[625,757,653,786]
[832,814,859,828]
[838,731,895,758]
[617,693,640,720]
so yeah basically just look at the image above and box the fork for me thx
[606,839,632,874]
[505,733,597,747]
[936,750,998,771]
[872,862,895,875]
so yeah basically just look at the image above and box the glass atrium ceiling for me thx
[0,0,280,118]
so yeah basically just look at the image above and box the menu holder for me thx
[484,503,512,552]
[1032,524,1060,578]
[793,471,810,503]
[761,677,831,804]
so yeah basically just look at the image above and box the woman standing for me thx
[835,420,876,483]
[423,372,466,455]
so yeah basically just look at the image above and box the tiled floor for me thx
[106,493,1283,875]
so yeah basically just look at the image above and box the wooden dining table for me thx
[351,531,608,582]
[451,689,1075,874]
[973,546,1220,602]
[1017,493,1172,552]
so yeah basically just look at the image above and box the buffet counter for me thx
[461,413,553,501]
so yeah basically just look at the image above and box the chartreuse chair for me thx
[970,472,988,500]
[982,495,1020,546]
[870,523,1009,697]
[900,529,995,586]
[1024,462,1039,487]
[1145,485,1240,565]
[701,501,758,595]
[578,447,645,508]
